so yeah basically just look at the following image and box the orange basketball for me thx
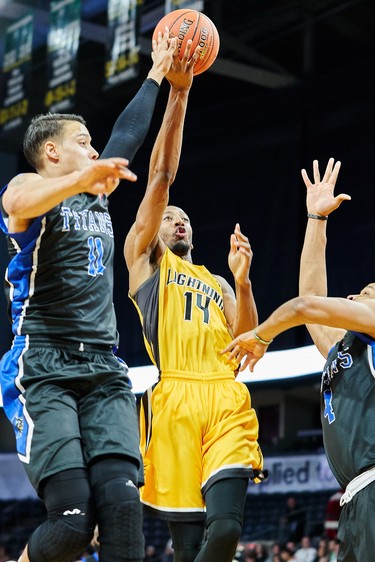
[152,9,220,76]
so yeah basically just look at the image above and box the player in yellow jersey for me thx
[124,44,265,562]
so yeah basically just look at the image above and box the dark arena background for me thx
[0,0,374,559]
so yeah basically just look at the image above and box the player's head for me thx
[23,113,98,171]
[159,205,193,258]
[347,283,375,301]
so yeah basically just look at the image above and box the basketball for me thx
[152,9,220,76]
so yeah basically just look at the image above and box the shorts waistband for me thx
[13,335,115,353]
[160,369,235,382]
[340,466,375,505]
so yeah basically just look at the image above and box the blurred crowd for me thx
[232,535,339,562]
[0,490,343,562]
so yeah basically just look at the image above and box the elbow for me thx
[4,195,34,219]
[2,193,23,218]
[162,170,176,184]
[291,296,317,323]
[153,169,176,187]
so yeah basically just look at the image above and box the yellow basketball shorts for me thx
[139,373,263,521]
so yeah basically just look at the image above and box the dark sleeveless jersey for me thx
[321,331,375,488]
[0,187,118,345]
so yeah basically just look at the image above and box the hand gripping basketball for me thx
[152,9,220,75]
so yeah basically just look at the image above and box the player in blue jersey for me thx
[0,30,200,562]
[223,158,375,562]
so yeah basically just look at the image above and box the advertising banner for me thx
[0,13,33,133]
[45,0,81,112]
[105,0,141,88]
[0,452,338,499]
[248,454,339,494]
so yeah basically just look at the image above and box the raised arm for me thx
[216,223,258,337]
[101,29,176,162]
[124,41,199,293]
[299,158,351,355]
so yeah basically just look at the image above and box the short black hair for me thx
[23,112,86,169]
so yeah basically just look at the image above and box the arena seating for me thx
[241,490,332,541]
[0,490,334,558]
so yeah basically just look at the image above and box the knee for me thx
[28,468,96,562]
[89,456,140,507]
[89,458,144,560]
[94,471,143,533]
[90,459,141,515]
[207,517,242,548]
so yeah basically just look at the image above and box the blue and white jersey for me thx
[321,330,375,488]
[0,186,118,346]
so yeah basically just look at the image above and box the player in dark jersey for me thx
[0,31,200,562]
[124,35,264,562]
[224,158,375,562]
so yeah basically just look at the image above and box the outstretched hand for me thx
[301,158,351,217]
[228,223,253,285]
[221,330,269,372]
[149,27,178,81]
[166,39,201,90]
[79,157,137,196]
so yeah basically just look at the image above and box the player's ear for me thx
[45,141,59,162]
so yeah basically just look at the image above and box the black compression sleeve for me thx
[100,78,160,164]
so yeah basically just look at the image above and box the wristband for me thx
[145,78,160,89]
[253,329,273,346]
[307,213,328,221]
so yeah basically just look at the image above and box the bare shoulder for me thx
[7,172,41,189]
